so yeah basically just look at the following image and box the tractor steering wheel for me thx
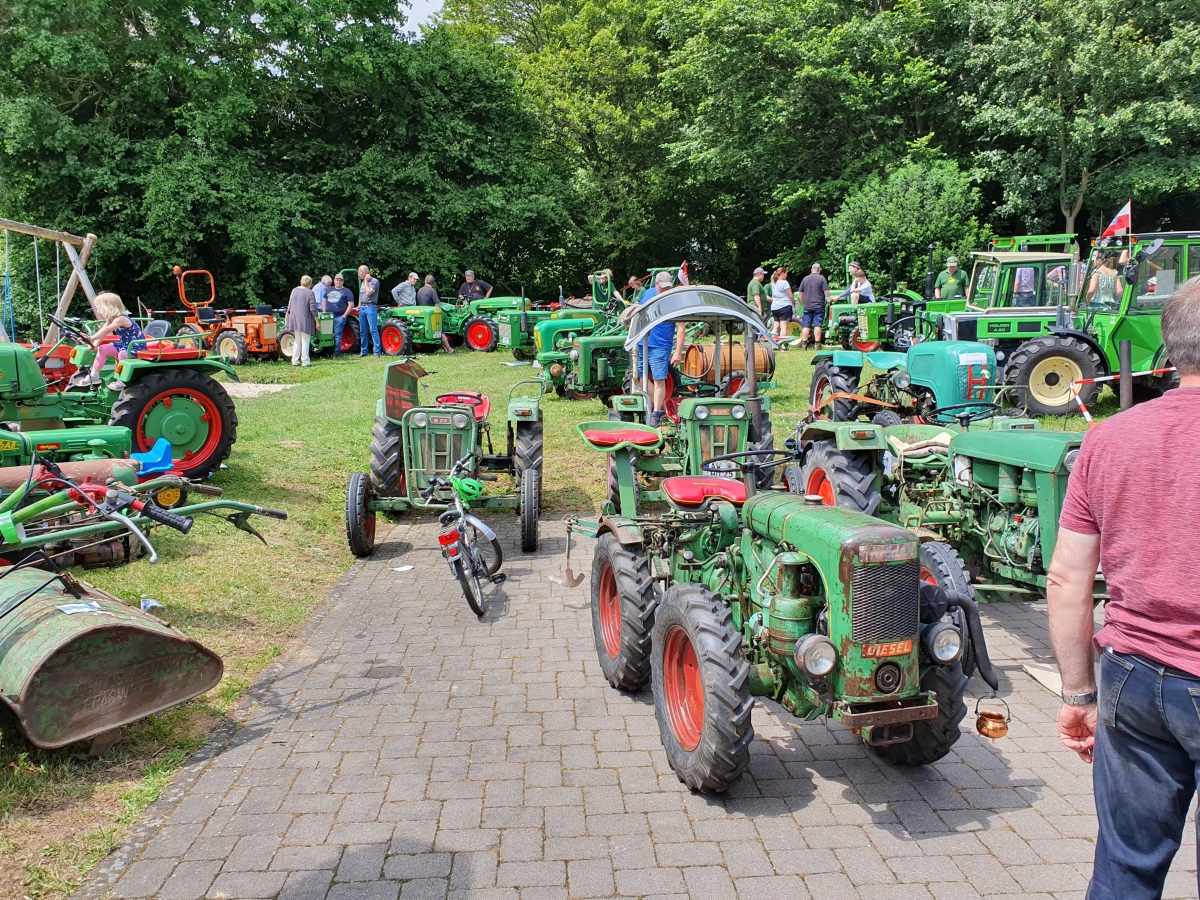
[929,401,1002,425]
[701,448,796,475]
[47,314,94,347]
[436,392,484,407]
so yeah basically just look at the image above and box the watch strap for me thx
[1062,690,1098,706]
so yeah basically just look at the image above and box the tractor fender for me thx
[798,421,887,452]
[812,349,865,370]
[1047,327,1110,375]
[462,513,498,543]
[119,356,240,383]
[598,515,643,547]
[861,351,908,371]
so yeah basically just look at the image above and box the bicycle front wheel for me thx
[455,559,487,617]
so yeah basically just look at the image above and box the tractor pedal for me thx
[490,573,507,585]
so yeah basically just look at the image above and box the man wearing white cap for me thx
[934,257,967,299]
[746,267,769,320]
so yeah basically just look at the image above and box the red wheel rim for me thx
[813,374,831,413]
[364,509,376,544]
[806,467,835,505]
[598,562,621,658]
[854,338,880,352]
[663,626,703,751]
[135,387,223,471]
[467,323,492,349]
[381,325,403,354]
[726,376,744,397]
[920,565,938,586]
[665,371,676,396]
[340,325,356,352]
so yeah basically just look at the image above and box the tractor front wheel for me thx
[381,321,413,356]
[787,438,880,515]
[512,347,537,362]
[1003,335,1102,416]
[748,413,775,490]
[809,359,861,421]
[870,658,968,767]
[214,330,248,365]
[919,542,977,679]
[515,420,543,552]
[345,472,376,558]
[278,330,296,361]
[591,533,658,691]
[651,583,753,793]
[370,416,404,496]
[464,316,499,352]
[110,369,238,480]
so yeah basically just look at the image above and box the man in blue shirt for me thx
[636,270,685,427]
[322,273,356,357]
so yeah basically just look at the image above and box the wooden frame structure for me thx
[0,218,99,343]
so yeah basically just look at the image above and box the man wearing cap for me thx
[934,257,967,300]
[357,264,382,357]
[746,267,769,320]
[392,272,419,306]
[835,261,875,304]
[798,263,831,350]
[322,273,356,357]
[458,270,493,303]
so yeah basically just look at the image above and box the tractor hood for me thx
[948,430,1082,473]
[743,493,918,568]
[623,286,772,351]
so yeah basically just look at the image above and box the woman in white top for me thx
[769,267,795,347]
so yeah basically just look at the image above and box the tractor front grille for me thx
[850,561,920,643]
[414,430,468,477]
[697,422,742,463]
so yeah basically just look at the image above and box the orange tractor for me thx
[173,266,280,364]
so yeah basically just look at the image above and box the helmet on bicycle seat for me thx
[451,476,485,501]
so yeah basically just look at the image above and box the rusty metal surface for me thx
[834,695,938,729]
[0,459,140,492]
[0,567,222,748]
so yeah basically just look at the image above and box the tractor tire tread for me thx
[592,534,658,691]
[810,359,860,421]
[749,413,775,489]
[870,659,968,767]
[345,471,376,558]
[369,416,403,496]
[1002,335,1103,416]
[792,439,881,515]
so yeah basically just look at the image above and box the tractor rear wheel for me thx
[918,542,977,679]
[213,330,248,365]
[809,359,860,421]
[870,658,968,767]
[381,321,413,356]
[110,369,238,481]
[787,438,880,515]
[651,583,753,793]
[1003,335,1102,416]
[872,410,904,427]
[512,347,537,362]
[515,421,543,552]
[369,416,404,496]
[345,472,376,558]
[176,323,205,350]
[464,316,499,352]
[278,330,296,361]
[592,533,658,691]
[341,317,361,355]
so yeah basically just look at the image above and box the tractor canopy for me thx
[623,286,772,351]
[948,429,1081,473]
[382,358,428,423]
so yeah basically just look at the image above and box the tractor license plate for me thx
[862,640,913,658]
[857,312,869,333]
[708,459,737,480]
[499,323,511,345]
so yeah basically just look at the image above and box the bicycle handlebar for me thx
[420,454,475,500]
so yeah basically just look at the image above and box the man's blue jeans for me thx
[332,315,348,356]
[359,305,381,356]
[1089,648,1200,900]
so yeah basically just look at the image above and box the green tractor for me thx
[441,295,528,353]
[14,315,238,480]
[378,305,447,356]
[785,416,1095,605]
[493,286,602,361]
[939,233,1189,415]
[534,278,634,397]
[568,426,1001,792]
[344,358,544,555]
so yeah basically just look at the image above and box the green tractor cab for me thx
[345,357,544,556]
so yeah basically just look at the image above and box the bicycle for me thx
[422,453,506,616]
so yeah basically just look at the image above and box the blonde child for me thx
[87,292,145,384]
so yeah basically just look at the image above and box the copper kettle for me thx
[975,697,1010,740]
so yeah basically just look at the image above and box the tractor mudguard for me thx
[798,421,888,452]
[861,351,908,371]
[811,349,865,370]
[608,394,645,415]
[117,356,240,383]
[1047,327,1111,375]
[598,515,643,547]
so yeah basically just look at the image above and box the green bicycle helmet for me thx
[451,476,486,501]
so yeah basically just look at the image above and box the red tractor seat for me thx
[583,428,662,448]
[661,476,746,508]
[437,392,490,421]
[136,345,206,361]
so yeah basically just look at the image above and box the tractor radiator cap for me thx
[803,494,825,506]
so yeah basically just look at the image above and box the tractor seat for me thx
[437,391,490,422]
[582,428,662,449]
[136,345,206,361]
[255,304,275,315]
[143,319,172,339]
[661,476,746,509]
[196,306,217,322]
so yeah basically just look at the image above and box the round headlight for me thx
[795,634,837,677]
[924,622,963,664]
[452,413,469,429]
[569,349,579,362]
[892,369,912,390]
[413,412,428,427]
[730,404,746,420]
[1063,449,1080,473]
[694,405,709,420]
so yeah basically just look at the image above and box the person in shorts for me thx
[798,263,830,350]
[635,271,684,427]
[769,267,795,348]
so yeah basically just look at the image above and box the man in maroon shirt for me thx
[1048,275,1200,900]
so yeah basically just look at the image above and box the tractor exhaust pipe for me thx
[945,591,999,691]
[520,287,529,336]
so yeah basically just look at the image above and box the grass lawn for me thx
[0,345,1102,897]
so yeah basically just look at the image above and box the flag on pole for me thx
[678,261,689,286]
[1101,200,1132,238]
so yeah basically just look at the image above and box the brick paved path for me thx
[80,520,1197,900]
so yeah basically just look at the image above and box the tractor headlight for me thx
[452,413,469,429]
[922,622,963,664]
[569,349,579,362]
[413,412,428,427]
[892,370,912,390]
[730,404,746,420]
[1063,449,1080,473]
[694,405,709,420]
[795,634,837,677]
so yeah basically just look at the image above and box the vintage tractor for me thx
[785,417,1093,605]
[172,266,280,364]
[1,315,239,480]
[576,286,778,514]
[567,432,1001,792]
[376,305,446,356]
[344,358,544,555]
[439,295,528,352]
[493,288,579,361]
[807,341,1011,424]
[535,284,631,397]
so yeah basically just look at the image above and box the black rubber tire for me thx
[651,583,754,793]
[380,320,413,357]
[872,410,904,427]
[512,347,537,362]
[110,368,238,481]
[342,317,361,355]
[749,413,775,489]
[463,316,499,352]
[519,468,540,553]
[213,329,248,365]
[514,420,544,478]
[792,438,881,515]
[464,521,504,577]
[870,658,968,767]
[278,330,296,360]
[591,533,658,690]
[809,359,860,421]
[919,541,977,678]
[176,323,205,350]
[454,558,487,616]
[345,472,376,558]
[369,415,403,496]
[1003,335,1103,417]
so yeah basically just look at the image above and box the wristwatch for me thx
[1062,691,1098,706]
